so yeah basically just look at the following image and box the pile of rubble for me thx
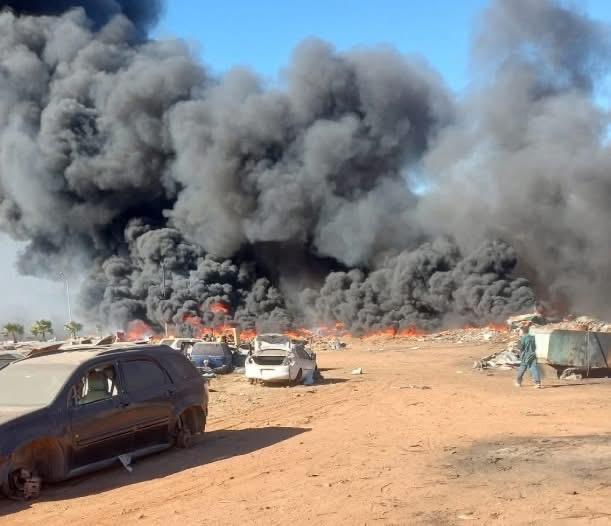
[506,313,611,333]
[473,348,520,370]
[419,327,513,344]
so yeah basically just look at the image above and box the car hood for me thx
[0,406,43,426]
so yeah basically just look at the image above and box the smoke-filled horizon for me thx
[0,0,607,334]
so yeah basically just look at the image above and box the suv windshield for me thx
[0,362,74,406]
[192,343,225,357]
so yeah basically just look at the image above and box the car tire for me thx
[2,466,41,501]
[175,414,193,449]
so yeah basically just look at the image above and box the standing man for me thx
[515,324,542,388]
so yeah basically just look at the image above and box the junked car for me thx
[245,333,317,385]
[0,344,208,500]
[158,338,201,357]
[189,342,234,374]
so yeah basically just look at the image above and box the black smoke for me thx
[14,0,609,333]
[0,0,162,32]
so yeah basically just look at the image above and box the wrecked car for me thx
[0,344,208,500]
[158,338,201,357]
[231,342,252,368]
[245,333,317,384]
[189,342,234,374]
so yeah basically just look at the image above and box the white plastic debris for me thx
[118,454,133,473]
[351,368,363,375]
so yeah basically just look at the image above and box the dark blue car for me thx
[189,342,233,374]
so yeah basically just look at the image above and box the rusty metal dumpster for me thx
[531,328,611,377]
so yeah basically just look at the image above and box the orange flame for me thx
[485,322,509,333]
[210,302,230,315]
[240,329,257,340]
[126,320,155,341]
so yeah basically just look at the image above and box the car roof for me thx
[19,344,174,366]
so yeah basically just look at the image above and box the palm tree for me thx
[31,320,54,341]
[64,321,83,340]
[3,323,24,344]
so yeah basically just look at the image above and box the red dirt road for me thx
[2,340,611,525]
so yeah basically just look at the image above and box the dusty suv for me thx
[0,344,208,499]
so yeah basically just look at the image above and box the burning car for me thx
[0,344,207,499]
[245,333,317,384]
[189,342,234,374]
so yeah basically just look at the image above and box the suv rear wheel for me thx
[175,413,193,449]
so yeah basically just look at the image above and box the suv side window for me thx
[122,360,168,392]
[162,354,199,382]
[71,364,119,407]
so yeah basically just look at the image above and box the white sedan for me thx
[245,334,317,384]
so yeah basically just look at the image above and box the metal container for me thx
[530,328,611,376]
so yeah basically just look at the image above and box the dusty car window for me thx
[191,343,225,356]
[162,354,198,382]
[122,360,167,391]
[0,362,74,406]
[73,365,119,406]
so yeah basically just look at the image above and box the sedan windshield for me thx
[0,362,74,406]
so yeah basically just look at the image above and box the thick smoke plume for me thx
[5,0,606,334]
[0,0,161,32]
[419,0,611,318]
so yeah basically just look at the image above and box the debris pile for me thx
[540,316,611,333]
[310,337,348,352]
[421,327,513,345]
[474,349,521,370]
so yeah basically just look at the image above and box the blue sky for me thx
[155,0,611,93]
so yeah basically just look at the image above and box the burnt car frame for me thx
[0,344,208,499]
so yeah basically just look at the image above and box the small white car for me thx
[245,334,317,384]
[159,338,202,357]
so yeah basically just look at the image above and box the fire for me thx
[210,302,230,315]
[240,329,257,340]
[285,328,315,340]
[126,320,155,341]
[397,326,426,337]
[181,313,240,341]
[485,322,509,333]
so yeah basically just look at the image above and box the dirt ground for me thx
[3,339,611,525]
